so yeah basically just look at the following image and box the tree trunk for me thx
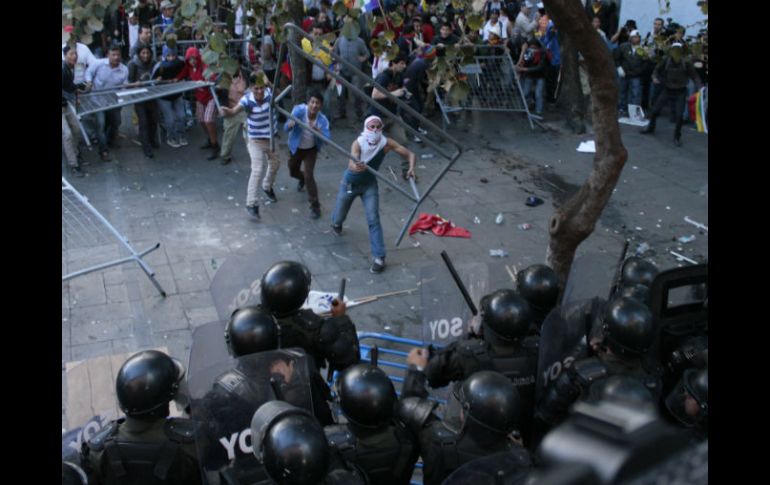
[542,0,628,286]
[559,29,587,135]
[286,0,308,105]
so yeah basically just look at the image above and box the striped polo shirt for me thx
[239,88,276,140]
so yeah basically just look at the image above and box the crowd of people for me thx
[62,1,707,265]
[66,256,707,484]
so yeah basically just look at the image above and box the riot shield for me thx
[209,253,269,323]
[560,253,617,306]
[535,299,600,402]
[188,321,233,381]
[189,349,314,484]
[442,449,532,485]
[420,262,512,345]
[62,415,112,463]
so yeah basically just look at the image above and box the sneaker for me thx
[310,206,321,219]
[70,166,85,178]
[100,151,113,162]
[413,135,423,143]
[263,188,277,203]
[167,138,181,148]
[417,127,428,135]
[246,205,260,219]
[220,156,232,165]
[331,224,342,236]
[178,136,189,146]
[370,257,385,274]
[297,178,305,192]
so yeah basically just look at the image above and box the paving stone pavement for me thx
[61,107,707,427]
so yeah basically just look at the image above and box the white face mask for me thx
[365,131,382,145]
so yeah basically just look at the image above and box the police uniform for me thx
[82,416,201,485]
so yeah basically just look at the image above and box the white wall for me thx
[619,0,707,36]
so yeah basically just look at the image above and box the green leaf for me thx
[466,14,484,31]
[87,17,103,33]
[201,48,219,65]
[182,0,197,18]
[341,21,360,40]
[203,67,215,79]
[210,32,226,53]
[92,4,106,19]
[217,75,232,90]
[390,12,404,28]
[367,16,378,32]
[449,80,470,104]
[385,44,400,61]
[174,15,184,29]
[332,1,348,18]
[246,16,257,26]
[221,57,239,76]
[349,7,361,20]
[451,0,464,9]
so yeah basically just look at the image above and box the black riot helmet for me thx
[684,368,708,413]
[251,401,330,485]
[620,257,660,288]
[260,261,312,317]
[62,461,88,485]
[337,364,397,428]
[455,371,521,437]
[587,375,656,408]
[115,350,185,417]
[225,306,280,357]
[665,367,708,426]
[602,297,655,357]
[618,283,651,305]
[516,264,559,313]
[480,289,534,344]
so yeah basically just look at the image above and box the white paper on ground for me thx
[576,140,596,153]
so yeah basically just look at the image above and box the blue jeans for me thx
[522,76,545,115]
[158,97,186,141]
[95,108,122,152]
[619,76,642,111]
[331,177,385,259]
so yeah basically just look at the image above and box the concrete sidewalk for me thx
[61,107,707,427]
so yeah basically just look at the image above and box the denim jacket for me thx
[284,104,330,155]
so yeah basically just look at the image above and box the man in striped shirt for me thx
[219,72,280,219]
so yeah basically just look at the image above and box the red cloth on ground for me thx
[409,213,472,238]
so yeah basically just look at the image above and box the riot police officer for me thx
[325,364,419,484]
[516,264,560,332]
[664,367,708,440]
[259,261,361,374]
[536,297,662,429]
[251,401,368,484]
[81,350,201,485]
[404,289,539,445]
[398,370,531,485]
[224,304,336,427]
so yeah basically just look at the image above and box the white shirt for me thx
[481,20,508,42]
[62,42,98,85]
[371,54,390,80]
[128,24,139,52]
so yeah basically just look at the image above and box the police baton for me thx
[332,278,346,307]
[608,240,630,299]
[269,377,284,401]
[440,250,478,316]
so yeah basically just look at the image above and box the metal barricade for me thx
[272,23,466,246]
[62,177,166,297]
[434,45,537,130]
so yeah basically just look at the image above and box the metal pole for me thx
[68,101,91,148]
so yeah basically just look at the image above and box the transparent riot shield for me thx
[188,321,232,381]
[61,414,112,463]
[189,349,314,484]
[420,262,492,345]
[561,252,617,306]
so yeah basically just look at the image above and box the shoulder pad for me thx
[87,420,120,452]
[164,418,197,444]
[572,358,609,385]
[429,422,457,444]
[396,397,438,433]
[297,309,324,328]
[324,424,356,452]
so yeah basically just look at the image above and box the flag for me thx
[359,0,379,13]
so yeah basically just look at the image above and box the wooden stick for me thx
[505,265,516,284]
[355,287,418,301]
